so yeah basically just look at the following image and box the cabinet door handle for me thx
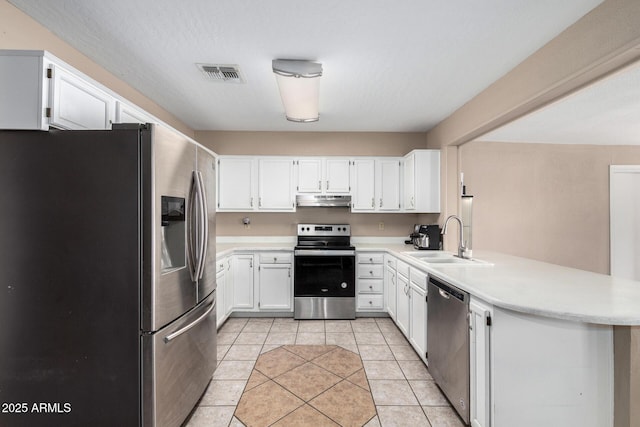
[369,270,373,275]
[318,180,321,190]
[250,197,253,207]
[249,259,253,268]
[369,285,373,290]
[259,197,262,207]
[379,198,383,207]
[274,257,277,262]
[288,267,291,277]
[371,198,374,208]
[326,180,329,190]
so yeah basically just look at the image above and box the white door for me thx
[403,153,416,210]
[258,158,295,210]
[351,159,376,211]
[233,254,255,309]
[377,159,401,211]
[218,158,255,211]
[325,159,351,193]
[610,165,640,280]
[258,264,292,310]
[49,64,115,130]
[409,282,427,361]
[395,273,410,336]
[296,158,323,193]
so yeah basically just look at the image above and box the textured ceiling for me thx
[9,0,603,132]
[476,60,640,145]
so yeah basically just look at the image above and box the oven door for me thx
[294,251,355,297]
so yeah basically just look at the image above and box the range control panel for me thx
[297,224,351,237]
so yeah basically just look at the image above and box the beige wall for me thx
[199,130,432,237]
[459,141,640,274]
[195,131,427,156]
[0,0,194,137]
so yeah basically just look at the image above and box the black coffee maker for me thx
[408,224,441,250]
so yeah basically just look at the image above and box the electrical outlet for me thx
[379,222,385,230]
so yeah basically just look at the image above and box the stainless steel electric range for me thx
[294,224,356,319]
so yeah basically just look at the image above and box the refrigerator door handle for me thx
[163,299,216,343]
[187,172,198,282]
[195,171,208,280]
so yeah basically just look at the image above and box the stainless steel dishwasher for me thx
[427,275,470,425]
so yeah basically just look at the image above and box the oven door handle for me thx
[294,250,356,256]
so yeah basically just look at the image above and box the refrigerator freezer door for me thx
[142,125,198,332]
[142,291,217,427]
[197,146,217,302]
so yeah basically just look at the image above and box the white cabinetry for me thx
[258,159,295,211]
[351,159,376,210]
[384,255,397,320]
[409,268,428,363]
[351,159,401,212]
[257,252,293,311]
[224,257,234,317]
[216,258,227,328]
[403,150,440,213]
[217,156,295,212]
[232,254,255,310]
[376,159,401,211]
[470,297,492,427]
[356,253,385,311]
[296,158,351,194]
[395,261,410,335]
[114,100,155,124]
[0,50,115,130]
[217,157,256,211]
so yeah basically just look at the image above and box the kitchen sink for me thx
[402,251,491,266]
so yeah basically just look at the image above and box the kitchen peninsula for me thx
[216,239,640,427]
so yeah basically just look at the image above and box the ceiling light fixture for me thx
[272,59,323,123]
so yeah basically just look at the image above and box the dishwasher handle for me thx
[428,276,467,303]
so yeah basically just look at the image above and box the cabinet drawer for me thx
[384,256,397,269]
[358,279,383,294]
[397,260,410,278]
[357,264,384,279]
[357,294,384,310]
[258,252,292,264]
[357,253,384,264]
[216,259,226,274]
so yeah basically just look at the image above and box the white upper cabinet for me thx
[377,159,401,211]
[325,159,351,193]
[351,159,376,211]
[296,158,350,194]
[0,50,116,130]
[258,158,295,211]
[296,158,323,193]
[115,100,155,125]
[351,158,401,212]
[217,156,295,212]
[403,150,441,213]
[217,157,256,211]
[49,64,115,130]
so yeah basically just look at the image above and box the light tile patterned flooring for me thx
[185,317,464,427]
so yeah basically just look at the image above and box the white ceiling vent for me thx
[197,64,245,83]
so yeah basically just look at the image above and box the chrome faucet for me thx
[441,215,472,259]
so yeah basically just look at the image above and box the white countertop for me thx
[216,239,640,326]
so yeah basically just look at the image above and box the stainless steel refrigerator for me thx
[0,123,217,427]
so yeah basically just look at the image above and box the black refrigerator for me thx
[0,124,217,427]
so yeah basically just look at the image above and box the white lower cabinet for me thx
[257,252,293,311]
[408,268,428,364]
[215,259,226,328]
[395,261,410,336]
[232,254,255,310]
[356,252,385,312]
[384,255,397,320]
[470,297,492,427]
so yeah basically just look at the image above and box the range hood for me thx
[296,194,352,208]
